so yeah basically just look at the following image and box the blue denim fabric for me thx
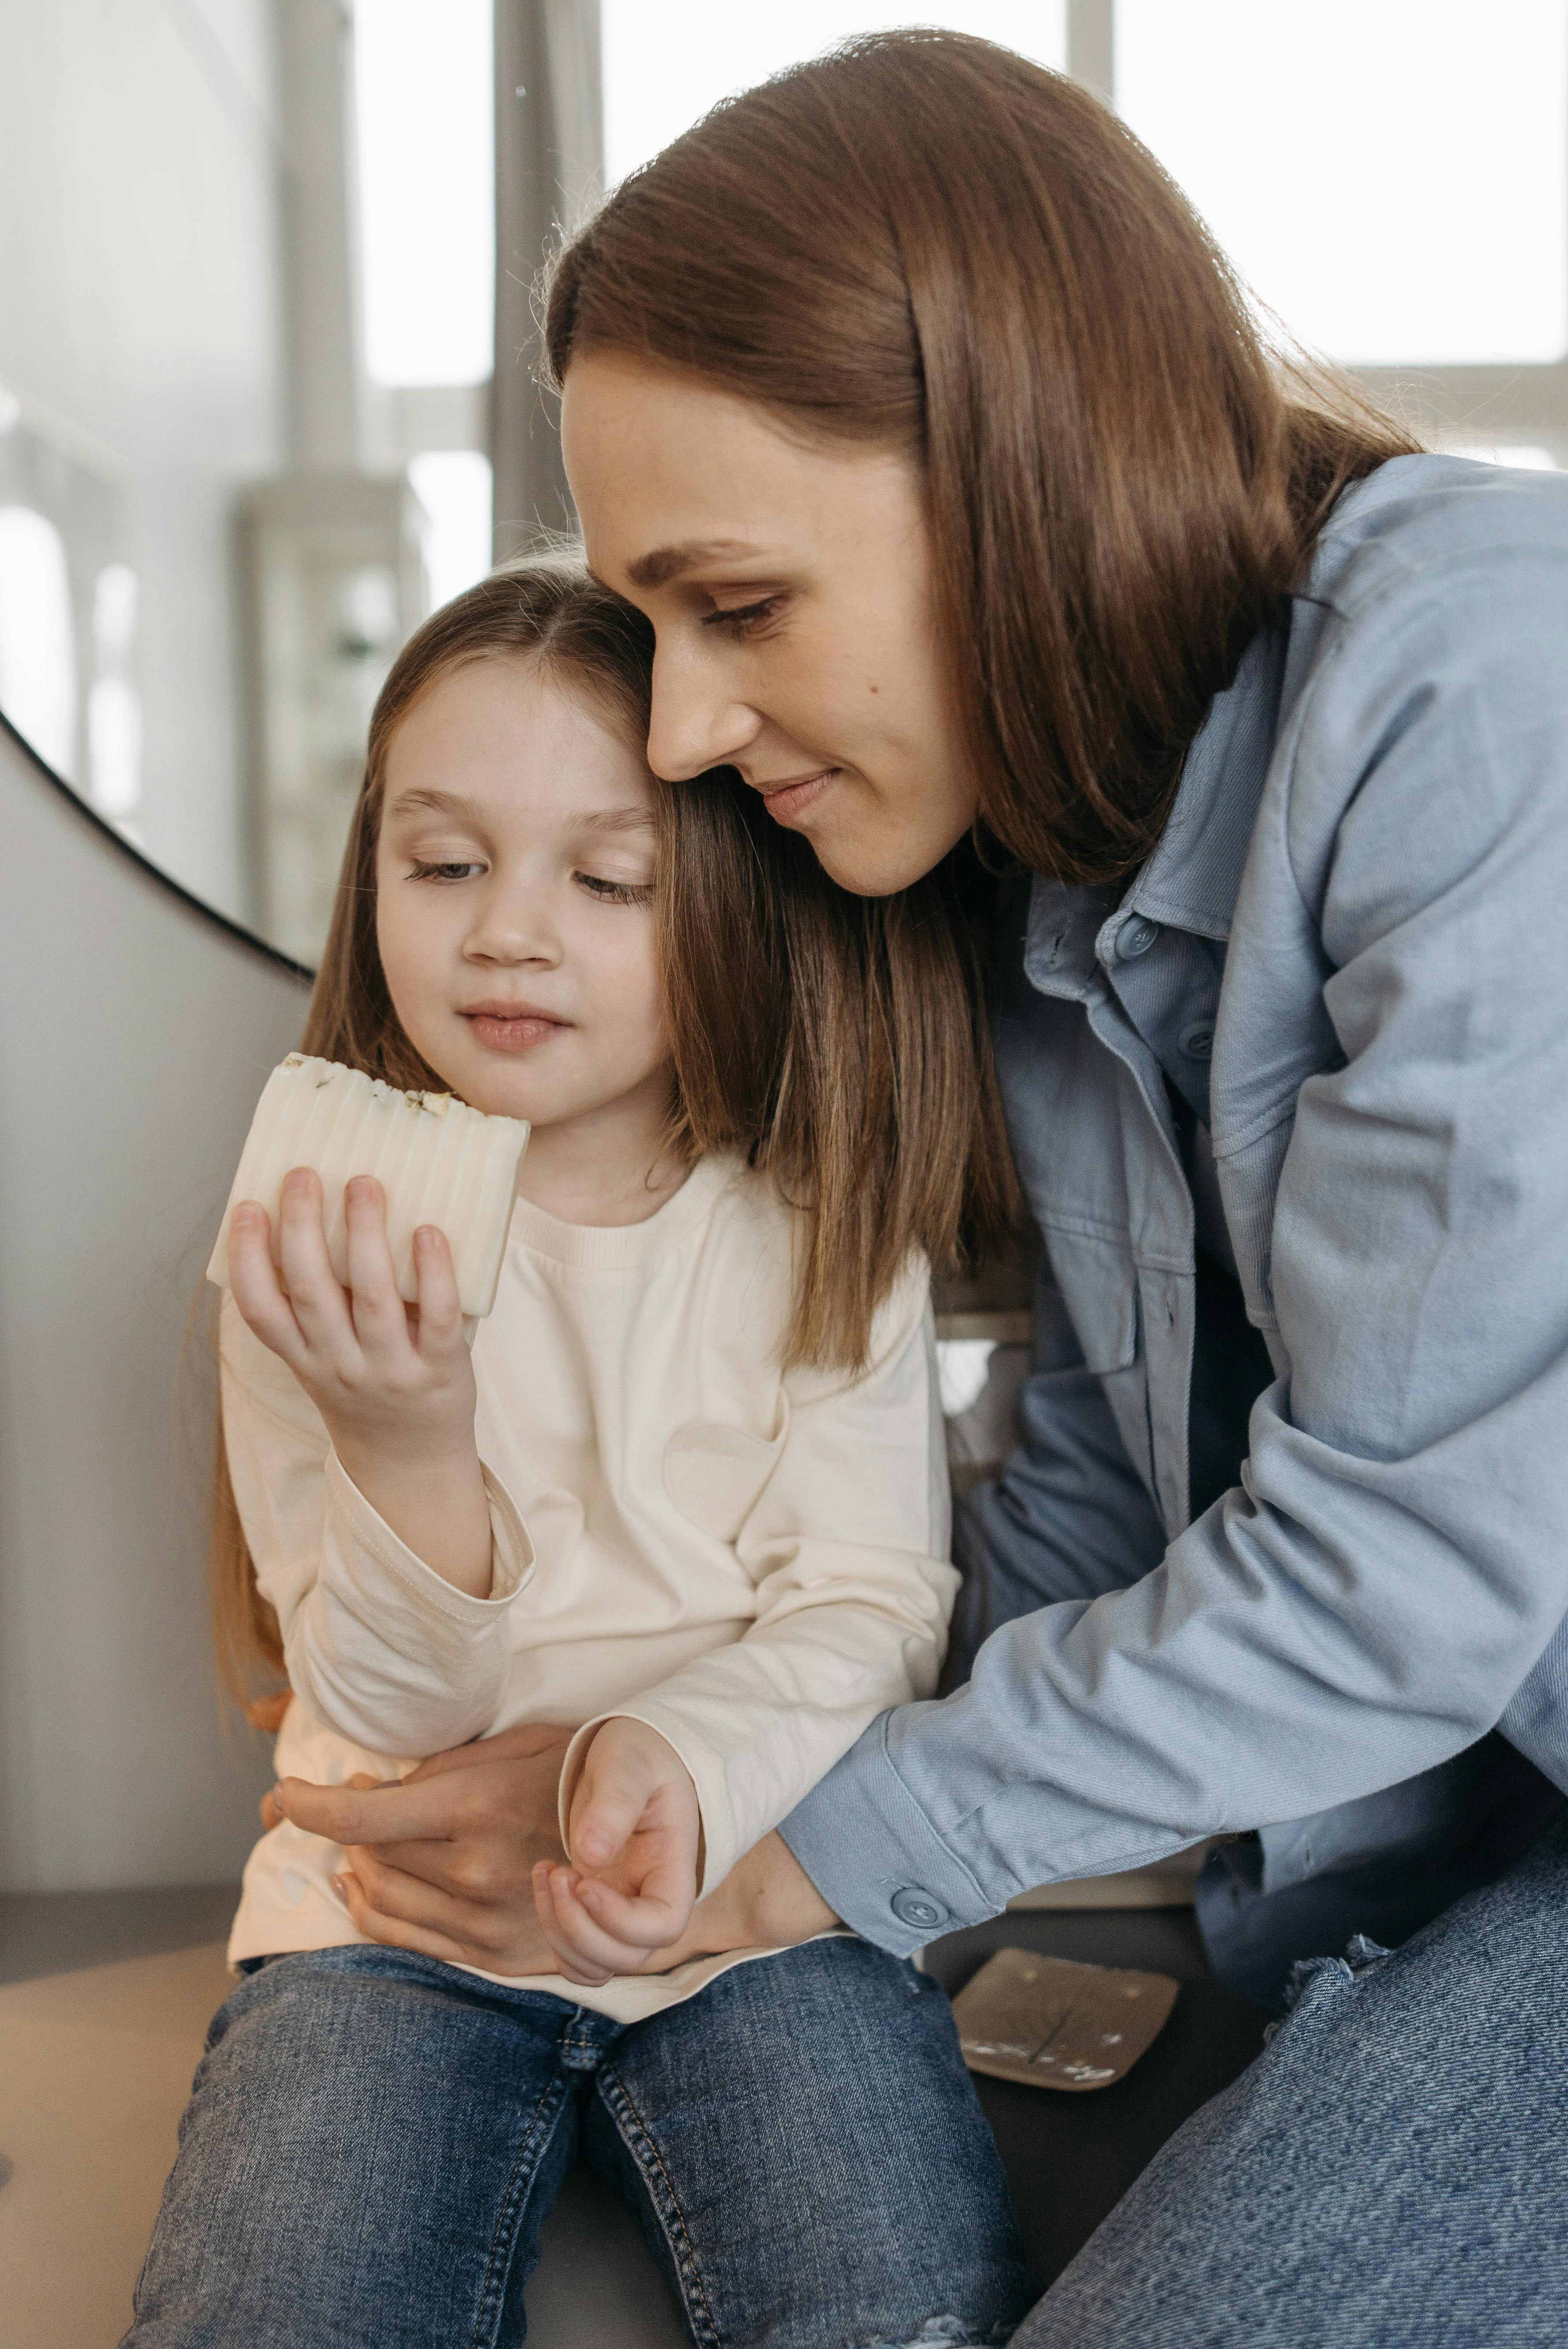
[783,455,1568,1954]
[1011,1806,1568,2347]
[122,1937,1035,2349]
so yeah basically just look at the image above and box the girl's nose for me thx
[464,882,559,966]
[646,645,761,781]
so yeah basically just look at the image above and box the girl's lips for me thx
[758,768,838,825]
[461,1010,569,1054]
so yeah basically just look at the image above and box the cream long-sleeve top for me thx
[223,1151,957,2022]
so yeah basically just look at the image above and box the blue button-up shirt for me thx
[782,454,1568,1954]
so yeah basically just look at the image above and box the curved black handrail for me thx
[0,704,315,983]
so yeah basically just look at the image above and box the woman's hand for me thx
[228,1168,493,1596]
[532,1719,702,1986]
[271,1728,841,1977]
[271,1722,576,1975]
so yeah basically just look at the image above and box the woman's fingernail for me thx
[331,1875,349,1903]
[269,1785,285,1815]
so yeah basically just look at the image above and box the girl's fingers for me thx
[343,1177,413,1357]
[569,1750,656,1874]
[227,1204,307,1365]
[410,1224,464,1354]
[532,1863,631,1985]
[275,1169,357,1351]
[574,1866,693,1951]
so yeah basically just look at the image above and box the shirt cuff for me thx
[558,1709,724,1895]
[325,1449,535,1615]
[777,1711,999,1955]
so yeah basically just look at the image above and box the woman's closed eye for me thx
[701,594,786,639]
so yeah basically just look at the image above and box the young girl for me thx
[127,560,1035,2349]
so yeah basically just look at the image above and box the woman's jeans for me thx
[123,1934,1036,2349]
[1015,1806,1568,2349]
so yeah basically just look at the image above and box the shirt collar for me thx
[1023,620,1287,1000]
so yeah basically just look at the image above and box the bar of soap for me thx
[952,1948,1179,2093]
[207,1055,529,1320]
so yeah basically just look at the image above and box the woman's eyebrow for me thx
[625,537,764,589]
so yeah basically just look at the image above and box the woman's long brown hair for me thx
[212,557,1020,1707]
[546,30,1420,885]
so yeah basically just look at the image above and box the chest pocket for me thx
[1042,1225,1159,1505]
[1042,1228,1139,1373]
[664,1415,789,1543]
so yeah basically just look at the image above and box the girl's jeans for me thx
[1016,1805,1568,2348]
[122,1934,1036,2349]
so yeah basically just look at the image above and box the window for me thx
[1116,0,1568,370]
[602,2,1069,185]
[0,506,76,784]
[355,0,495,387]
[408,450,496,611]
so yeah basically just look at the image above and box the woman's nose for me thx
[646,645,761,781]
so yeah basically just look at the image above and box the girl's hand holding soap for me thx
[227,1170,495,1599]
[534,1718,703,1984]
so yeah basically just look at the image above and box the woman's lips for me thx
[460,1007,569,1054]
[756,768,838,825]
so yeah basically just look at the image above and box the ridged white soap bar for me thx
[207,1055,530,1320]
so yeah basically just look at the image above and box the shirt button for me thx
[1179,1020,1214,1060]
[1117,916,1159,960]
[890,1888,948,1931]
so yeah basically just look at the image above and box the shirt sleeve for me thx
[782,544,1568,1953]
[559,1264,958,1895]
[219,1294,534,1759]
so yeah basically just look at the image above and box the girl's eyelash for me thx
[407,858,485,883]
[702,595,784,637]
[404,859,649,905]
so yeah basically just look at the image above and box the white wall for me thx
[0,715,310,1890]
[0,0,288,925]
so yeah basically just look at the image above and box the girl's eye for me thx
[577,872,653,906]
[407,859,486,883]
[701,594,785,639]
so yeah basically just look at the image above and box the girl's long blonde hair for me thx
[214,556,1020,1706]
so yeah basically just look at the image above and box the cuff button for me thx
[891,1888,947,1931]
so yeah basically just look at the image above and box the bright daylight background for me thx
[1116,0,1568,369]
[358,0,1568,616]
[601,1,1068,179]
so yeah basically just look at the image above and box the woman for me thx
[285,32,1568,2343]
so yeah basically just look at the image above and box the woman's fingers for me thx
[343,1844,498,1945]
[227,1204,307,1365]
[277,1771,470,1849]
[336,1867,475,1968]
